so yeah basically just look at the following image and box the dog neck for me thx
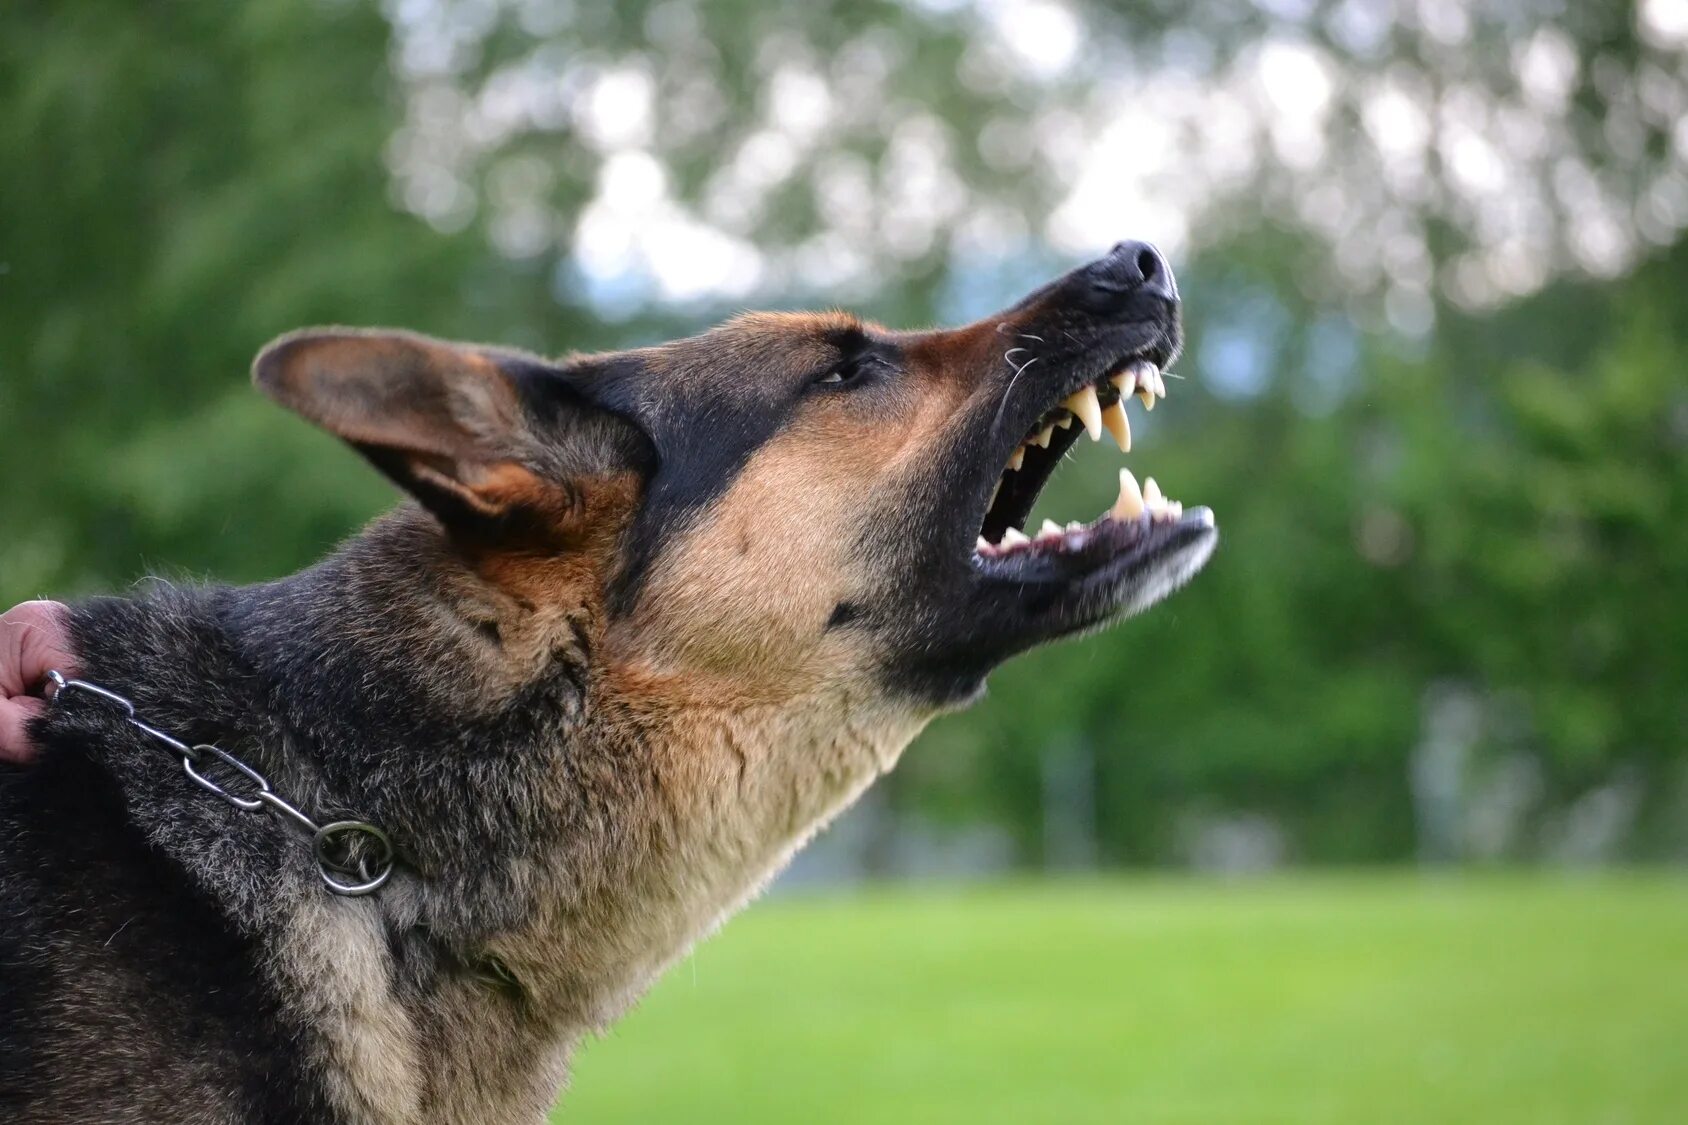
[181,505,931,1122]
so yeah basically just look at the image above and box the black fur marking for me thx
[591,356,810,616]
[0,247,1206,1118]
[0,708,337,1123]
[0,526,626,1119]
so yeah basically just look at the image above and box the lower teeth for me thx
[976,467,1197,557]
[979,462,1201,554]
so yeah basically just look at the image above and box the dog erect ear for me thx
[254,328,645,536]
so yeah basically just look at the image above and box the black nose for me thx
[1090,240,1177,301]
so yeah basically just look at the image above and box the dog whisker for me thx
[991,347,1041,437]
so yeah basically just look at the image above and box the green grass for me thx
[556,874,1688,1123]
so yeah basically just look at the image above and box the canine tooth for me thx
[1110,369,1135,395]
[1154,369,1168,399]
[1039,519,1063,538]
[1143,476,1168,514]
[1007,446,1026,471]
[1066,385,1103,441]
[1101,400,1131,451]
[1111,468,1144,521]
[1034,424,1055,448]
[976,536,990,552]
[1001,527,1030,546]
[1138,387,1156,410]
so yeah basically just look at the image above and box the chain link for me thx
[45,670,395,896]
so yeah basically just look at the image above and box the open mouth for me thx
[873,241,1215,688]
[971,353,1213,576]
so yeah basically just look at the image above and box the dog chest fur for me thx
[3,254,1208,1119]
[2,507,930,1125]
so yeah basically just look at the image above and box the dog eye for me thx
[813,355,887,390]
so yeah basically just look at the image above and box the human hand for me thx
[0,600,78,765]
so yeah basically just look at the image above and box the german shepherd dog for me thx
[0,242,1214,1122]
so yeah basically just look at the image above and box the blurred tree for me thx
[1387,245,1688,856]
[2,0,1683,865]
[921,237,1688,865]
[2,0,481,593]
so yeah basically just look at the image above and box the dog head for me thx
[255,241,1216,711]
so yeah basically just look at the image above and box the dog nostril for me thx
[1136,246,1161,284]
[1096,240,1176,299]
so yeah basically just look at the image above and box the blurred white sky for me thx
[381,0,1688,332]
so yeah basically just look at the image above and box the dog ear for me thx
[253,328,646,537]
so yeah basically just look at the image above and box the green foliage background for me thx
[3,0,1685,867]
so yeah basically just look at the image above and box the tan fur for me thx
[277,318,985,1122]
[14,250,1204,1123]
[625,318,973,683]
[269,500,937,1123]
[235,491,933,1124]
[278,899,423,1124]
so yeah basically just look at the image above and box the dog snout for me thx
[1085,240,1177,302]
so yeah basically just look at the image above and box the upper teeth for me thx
[1065,385,1103,441]
[1121,358,1164,411]
[979,356,1196,552]
[1101,400,1131,451]
[1005,359,1160,470]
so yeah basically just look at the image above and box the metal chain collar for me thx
[45,670,395,896]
